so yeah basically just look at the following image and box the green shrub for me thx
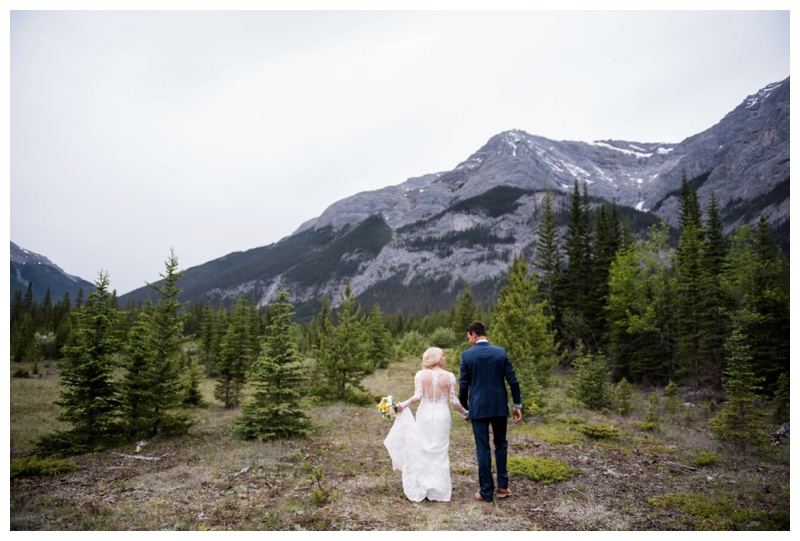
[691,452,720,467]
[507,456,578,484]
[632,421,658,432]
[13,368,30,378]
[397,330,427,359]
[579,423,620,439]
[428,327,458,349]
[10,455,77,478]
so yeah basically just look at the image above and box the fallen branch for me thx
[111,452,165,461]
[664,460,697,473]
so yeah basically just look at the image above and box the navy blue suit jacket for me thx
[459,341,521,420]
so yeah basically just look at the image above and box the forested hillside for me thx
[10,174,790,530]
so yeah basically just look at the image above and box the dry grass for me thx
[9,357,790,531]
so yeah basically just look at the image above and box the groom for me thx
[459,321,522,503]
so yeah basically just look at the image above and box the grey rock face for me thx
[119,78,789,312]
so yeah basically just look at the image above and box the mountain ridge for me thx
[10,241,96,304]
[113,76,794,317]
[13,77,789,318]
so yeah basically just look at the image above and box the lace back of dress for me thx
[420,370,449,404]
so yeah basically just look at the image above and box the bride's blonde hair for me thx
[421,347,444,369]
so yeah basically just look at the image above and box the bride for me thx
[383,347,468,502]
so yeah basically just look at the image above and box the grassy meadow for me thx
[9,353,790,531]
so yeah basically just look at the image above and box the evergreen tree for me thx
[215,295,258,408]
[120,316,156,436]
[561,180,596,351]
[198,300,219,375]
[533,189,563,332]
[590,202,622,349]
[678,171,702,230]
[41,272,123,455]
[748,216,790,389]
[614,377,633,415]
[698,192,728,388]
[771,372,789,424]
[709,323,768,448]
[181,356,208,408]
[569,341,613,411]
[721,221,790,392]
[452,281,479,349]
[491,253,561,395]
[41,287,53,331]
[12,312,36,363]
[10,288,24,326]
[119,250,192,437]
[674,177,708,388]
[365,304,394,370]
[314,284,371,402]
[234,285,313,439]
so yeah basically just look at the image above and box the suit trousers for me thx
[470,416,508,501]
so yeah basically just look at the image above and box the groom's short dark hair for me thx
[467,321,486,337]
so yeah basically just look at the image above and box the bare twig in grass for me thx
[110,452,169,461]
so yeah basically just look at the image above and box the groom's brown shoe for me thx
[496,488,512,498]
[474,492,492,502]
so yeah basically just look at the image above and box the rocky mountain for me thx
[119,78,789,319]
[10,241,95,304]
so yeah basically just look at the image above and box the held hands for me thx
[396,404,404,413]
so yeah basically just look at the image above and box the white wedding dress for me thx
[383,369,468,502]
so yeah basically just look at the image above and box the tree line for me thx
[10,172,789,456]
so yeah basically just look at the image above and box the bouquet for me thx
[377,395,398,420]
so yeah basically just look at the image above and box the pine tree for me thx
[721,221,790,393]
[181,355,208,408]
[314,284,371,402]
[533,189,563,332]
[709,323,768,448]
[452,281,479,350]
[119,250,192,437]
[591,202,621,349]
[198,300,219,375]
[491,253,561,404]
[215,295,258,408]
[561,180,595,350]
[674,176,708,388]
[365,304,394,370]
[569,342,613,411]
[614,377,633,415]
[771,372,789,424]
[42,272,123,455]
[234,285,313,439]
[698,192,728,388]
[748,216,790,389]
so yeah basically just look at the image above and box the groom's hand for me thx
[513,407,522,423]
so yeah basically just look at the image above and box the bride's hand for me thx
[396,404,403,413]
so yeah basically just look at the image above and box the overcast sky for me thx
[7,6,791,296]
